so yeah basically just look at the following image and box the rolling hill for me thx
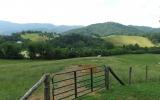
[129,25,160,33]
[0,21,82,35]
[20,32,155,47]
[1,21,160,36]
[103,35,155,47]
[65,22,160,36]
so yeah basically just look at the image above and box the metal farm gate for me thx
[51,66,125,100]
[20,65,125,100]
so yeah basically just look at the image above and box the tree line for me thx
[0,31,160,59]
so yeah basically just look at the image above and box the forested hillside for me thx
[0,31,160,60]
[65,22,160,36]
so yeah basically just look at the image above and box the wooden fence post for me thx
[44,74,51,100]
[90,68,93,92]
[104,65,109,90]
[51,77,54,100]
[146,65,148,81]
[74,71,77,98]
[129,67,132,85]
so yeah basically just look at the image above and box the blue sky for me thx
[0,0,160,27]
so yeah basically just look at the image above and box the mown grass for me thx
[103,35,155,47]
[0,54,160,100]
[21,33,49,41]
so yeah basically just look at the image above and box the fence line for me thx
[20,64,154,100]
[51,66,125,100]
[20,73,50,100]
[127,65,149,85]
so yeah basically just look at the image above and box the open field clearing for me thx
[21,33,49,42]
[1,54,160,100]
[103,35,155,47]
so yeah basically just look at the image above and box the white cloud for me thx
[0,0,160,27]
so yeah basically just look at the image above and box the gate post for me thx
[104,65,109,90]
[44,74,51,100]
[74,71,78,98]
[90,68,93,92]
[51,77,54,100]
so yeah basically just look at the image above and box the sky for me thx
[0,0,160,27]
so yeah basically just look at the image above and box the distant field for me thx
[21,33,49,41]
[21,34,156,48]
[103,35,155,47]
[1,54,160,100]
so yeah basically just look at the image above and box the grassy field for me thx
[1,54,160,100]
[21,34,156,48]
[21,33,49,41]
[103,35,155,47]
[78,82,160,100]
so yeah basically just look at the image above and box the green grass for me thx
[1,54,160,100]
[21,33,49,41]
[103,35,155,47]
[78,82,160,100]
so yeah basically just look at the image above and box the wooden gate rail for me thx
[20,73,50,100]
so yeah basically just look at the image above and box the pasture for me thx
[103,35,155,47]
[78,82,160,100]
[21,33,49,41]
[1,54,160,100]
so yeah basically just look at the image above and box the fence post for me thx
[104,65,109,90]
[44,74,51,100]
[51,77,54,100]
[74,71,77,98]
[129,67,132,85]
[146,65,148,81]
[90,68,93,92]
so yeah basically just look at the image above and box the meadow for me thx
[78,82,160,100]
[103,35,155,47]
[21,33,156,48]
[21,33,49,42]
[1,54,160,100]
